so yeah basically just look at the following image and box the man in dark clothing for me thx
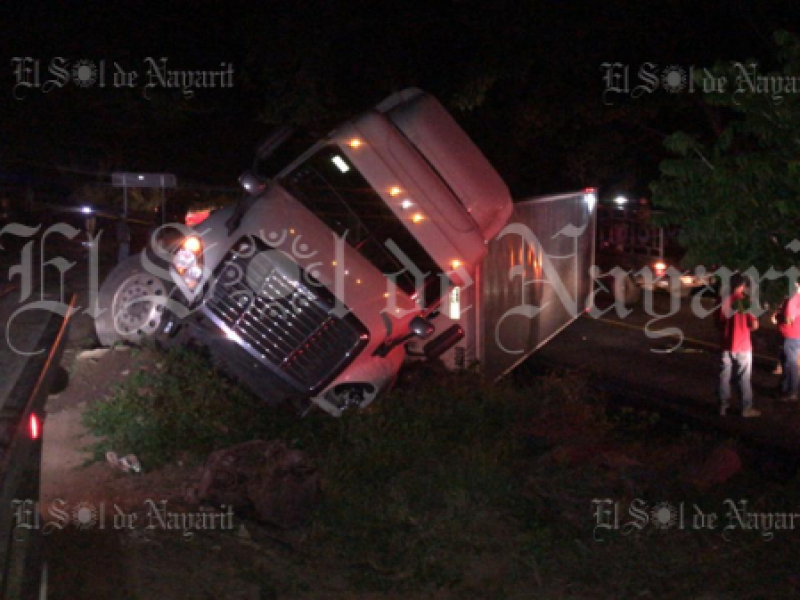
[718,273,760,417]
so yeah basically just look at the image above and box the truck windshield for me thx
[282,146,445,305]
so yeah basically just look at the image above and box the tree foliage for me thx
[652,31,800,286]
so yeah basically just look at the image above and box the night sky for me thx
[1,1,798,200]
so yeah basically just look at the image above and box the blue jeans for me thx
[782,338,800,396]
[720,351,753,411]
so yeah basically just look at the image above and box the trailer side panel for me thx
[479,191,595,381]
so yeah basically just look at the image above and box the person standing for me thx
[779,279,800,402]
[718,273,760,417]
[770,295,789,375]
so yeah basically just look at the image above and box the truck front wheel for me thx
[94,253,174,346]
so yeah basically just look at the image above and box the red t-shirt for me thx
[718,292,756,352]
[780,294,800,339]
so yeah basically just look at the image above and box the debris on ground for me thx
[77,348,110,361]
[106,451,142,473]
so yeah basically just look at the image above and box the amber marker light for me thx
[450,259,462,270]
[412,213,425,224]
[183,236,202,253]
[389,186,402,197]
[348,138,362,148]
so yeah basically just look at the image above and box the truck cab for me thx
[98,89,513,415]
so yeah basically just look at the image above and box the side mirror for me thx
[239,171,266,196]
[409,316,435,340]
[372,316,435,358]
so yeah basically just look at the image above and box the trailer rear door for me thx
[472,190,596,381]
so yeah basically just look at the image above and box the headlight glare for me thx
[174,248,196,273]
[173,236,204,289]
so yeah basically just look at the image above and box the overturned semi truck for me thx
[95,89,596,416]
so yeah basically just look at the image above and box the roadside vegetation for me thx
[84,347,800,598]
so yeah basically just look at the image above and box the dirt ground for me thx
[44,345,474,599]
[38,262,294,600]
[41,307,423,599]
[42,346,264,599]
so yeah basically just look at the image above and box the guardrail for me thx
[0,292,74,599]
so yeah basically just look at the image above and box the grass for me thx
[83,347,291,464]
[83,347,800,598]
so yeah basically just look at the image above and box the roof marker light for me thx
[332,155,350,173]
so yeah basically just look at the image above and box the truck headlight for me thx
[173,235,203,289]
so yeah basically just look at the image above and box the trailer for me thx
[410,191,596,382]
[95,89,596,414]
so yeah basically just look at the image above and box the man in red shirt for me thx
[719,273,760,417]
[778,279,800,402]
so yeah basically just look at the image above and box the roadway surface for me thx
[523,291,800,456]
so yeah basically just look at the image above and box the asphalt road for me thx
[523,291,800,455]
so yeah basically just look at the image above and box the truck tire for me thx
[94,253,174,347]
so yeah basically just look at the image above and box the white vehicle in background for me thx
[96,89,596,415]
[596,200,710,299]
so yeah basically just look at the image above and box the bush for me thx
[83,347,304,466]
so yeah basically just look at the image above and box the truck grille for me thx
[202,239,368,393]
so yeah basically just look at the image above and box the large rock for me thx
[683,445,742,490]
[196,440,321,529]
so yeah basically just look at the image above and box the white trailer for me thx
[417,190,596,382]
